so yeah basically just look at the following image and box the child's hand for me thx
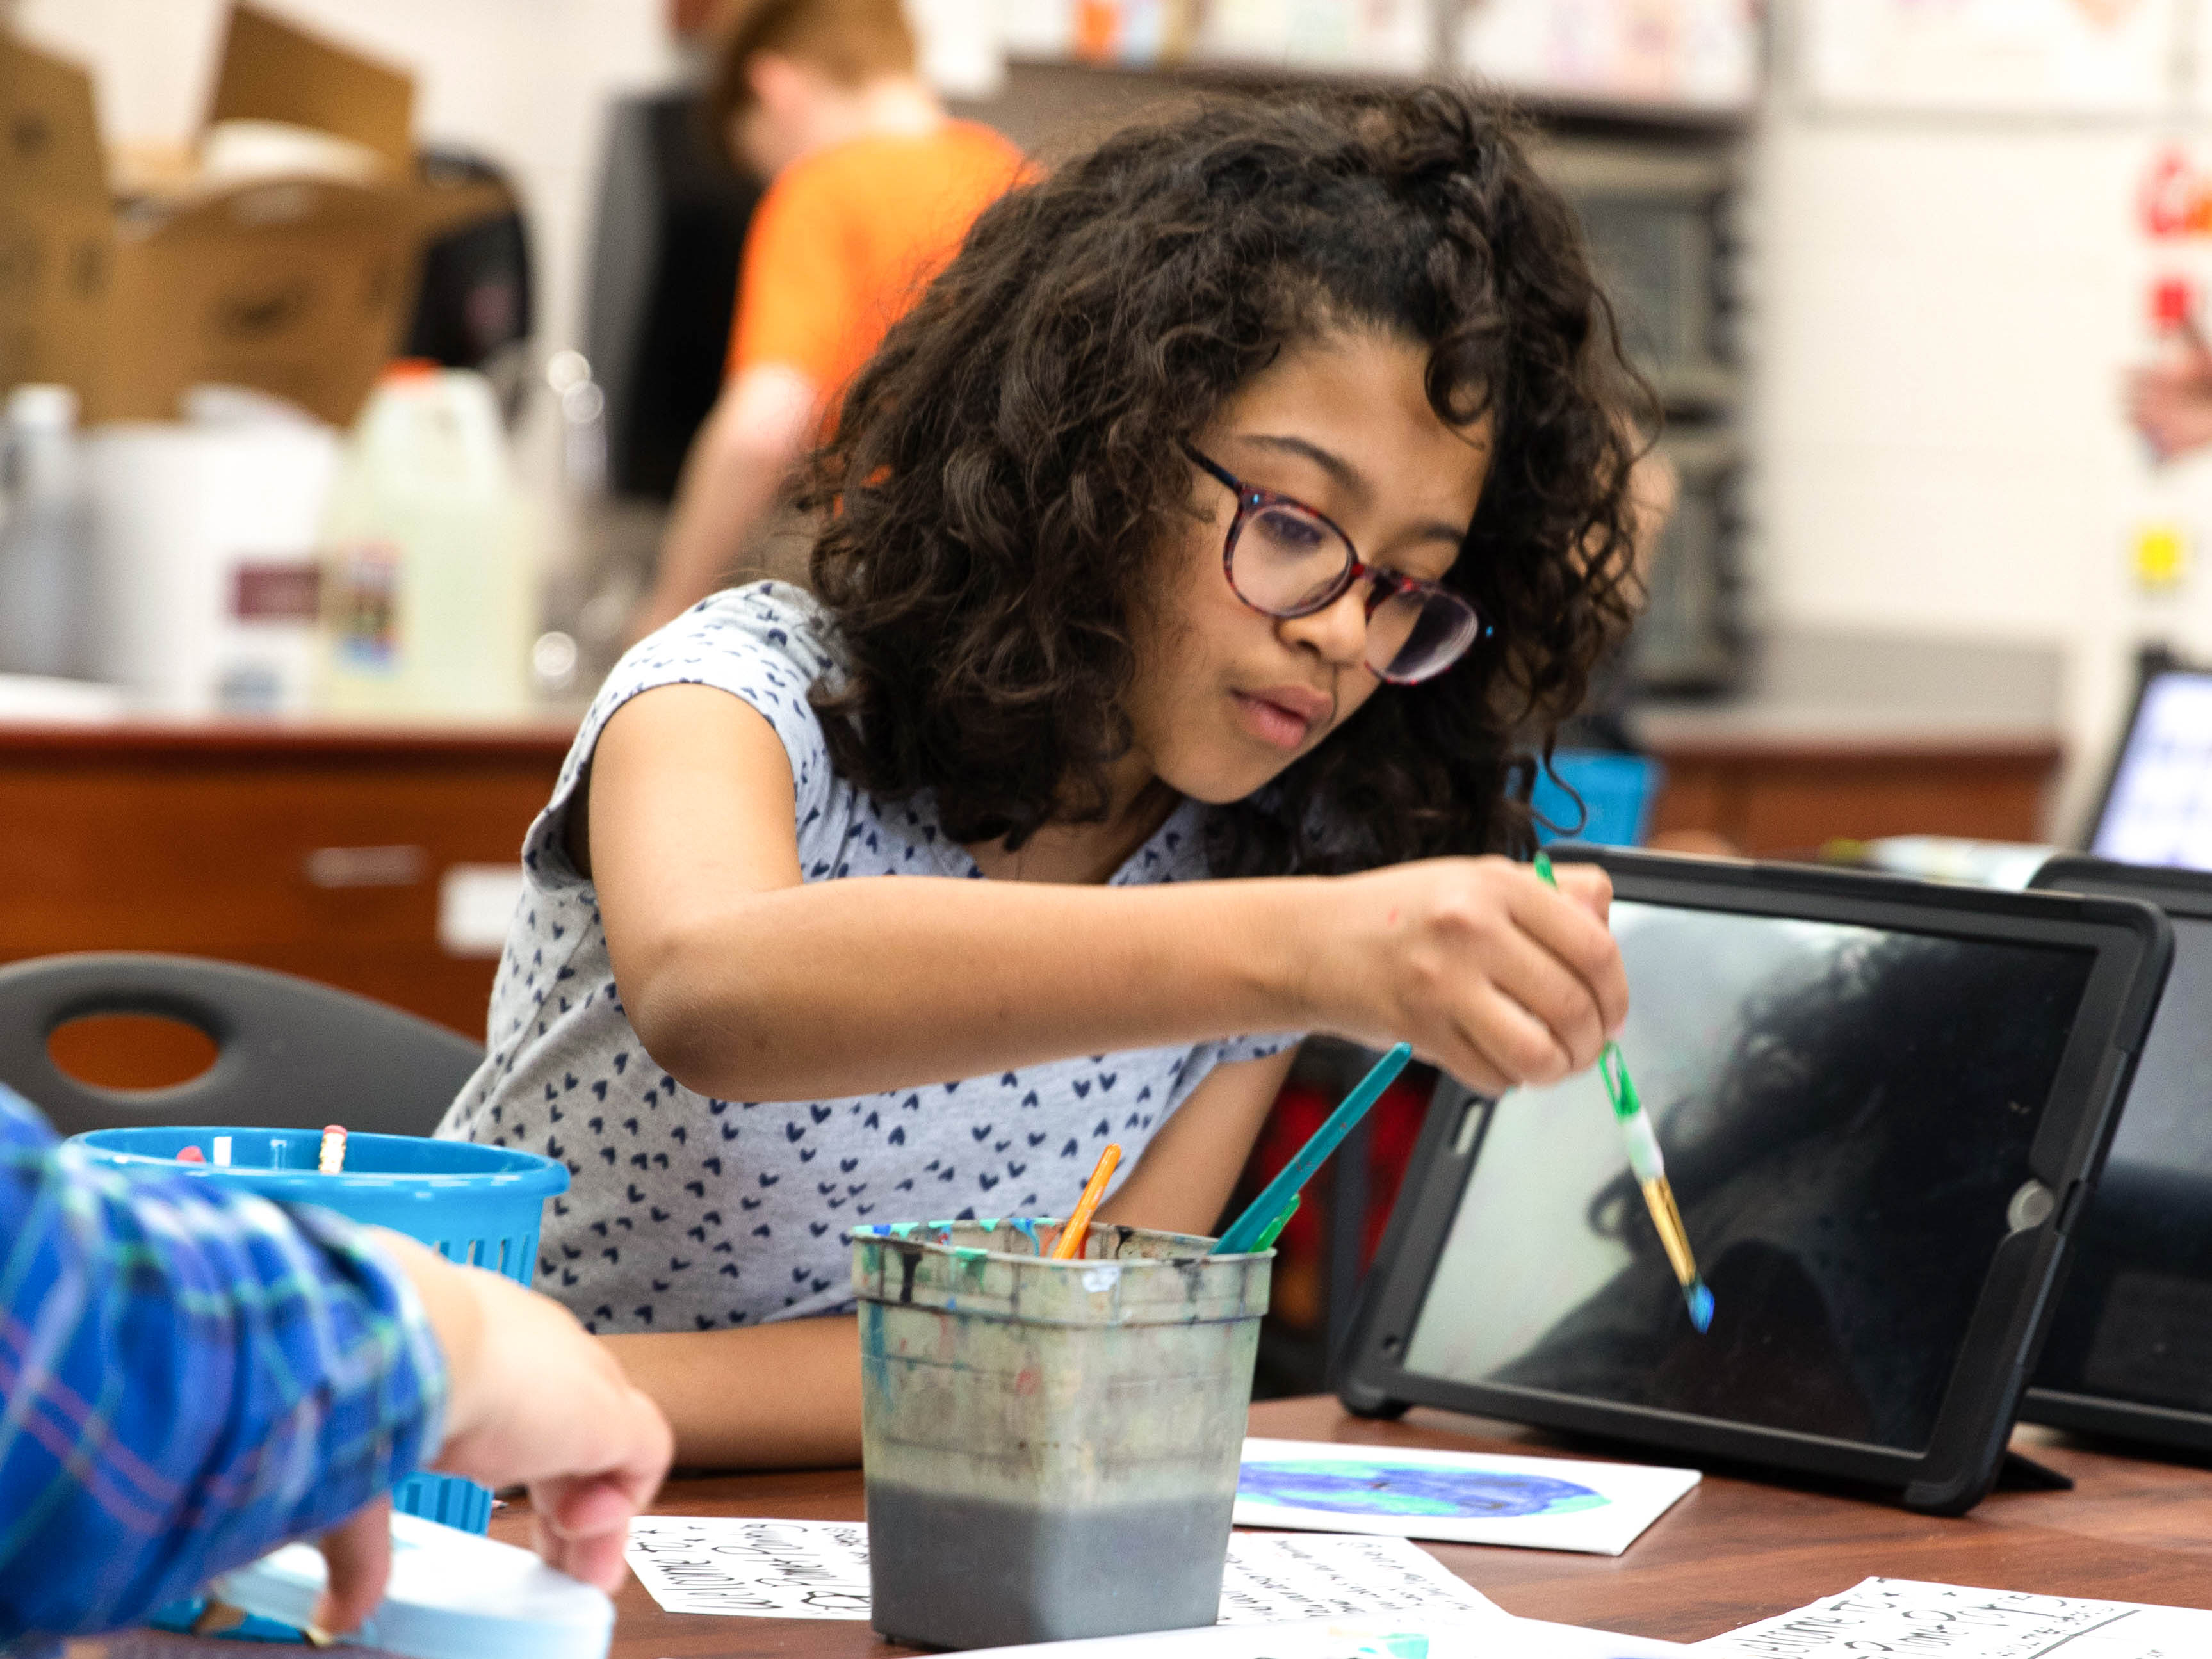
[313,1233,674,1632]
[427,1258,673,1589]
[1310,855,1627,1096]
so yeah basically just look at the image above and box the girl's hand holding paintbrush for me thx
[1301,855,1628,1097]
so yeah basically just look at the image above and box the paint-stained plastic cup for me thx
[851,1217,1270,1650]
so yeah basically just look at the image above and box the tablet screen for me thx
[2092,669,2212,869]
[2035,914,2212,1413]
[1402,900,2095,1455]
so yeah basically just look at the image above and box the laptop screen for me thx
[1401,898,2096,1455]
[2092,668,2212,869]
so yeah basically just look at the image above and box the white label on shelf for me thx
[304,845,427,888]
[438,864,527,959]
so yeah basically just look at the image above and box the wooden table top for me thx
[488,1394,2212,1657]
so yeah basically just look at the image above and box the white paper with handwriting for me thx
[624,1516,872,1618]
[918,1614,1686,1659]
[623,1517,1502,1624]
[1693,1578,2212,1657]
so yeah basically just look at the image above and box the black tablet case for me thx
[2026,855,2212,1453]
[1338,849,2172,1516]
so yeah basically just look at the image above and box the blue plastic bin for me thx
[1531,750,1664,847]
[71,1125,567,1534]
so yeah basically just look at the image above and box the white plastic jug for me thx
[85,410,338,716]
[318,364,535,719]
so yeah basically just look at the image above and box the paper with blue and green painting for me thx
[1235,1438,1698,1557]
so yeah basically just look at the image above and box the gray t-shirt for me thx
[437,583,1294,1334]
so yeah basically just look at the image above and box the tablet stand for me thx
[1994,1450,2074,1492]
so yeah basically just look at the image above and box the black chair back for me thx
[0,953,484,1138]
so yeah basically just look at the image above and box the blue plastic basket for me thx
[70,1126,567,1534]
[1531,749,1664,847]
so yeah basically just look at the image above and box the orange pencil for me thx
[1051,1142,1122,1261]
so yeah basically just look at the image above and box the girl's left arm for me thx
[1096,1049,1299,1236]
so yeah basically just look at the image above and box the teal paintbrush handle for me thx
[1212,1042,1413,1255]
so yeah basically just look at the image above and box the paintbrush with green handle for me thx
[1534,850,1714,1334]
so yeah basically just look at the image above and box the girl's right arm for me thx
[583,684,1627,1104]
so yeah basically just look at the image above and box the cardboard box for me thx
[1,4,508,426]
[1,29,115,398]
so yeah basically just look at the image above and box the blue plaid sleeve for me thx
[0,1087,449,1640]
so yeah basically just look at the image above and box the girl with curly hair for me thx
[439,83,1643,1468]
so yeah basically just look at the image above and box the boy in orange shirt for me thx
[635,0,1025,635]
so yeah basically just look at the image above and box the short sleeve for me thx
[524,583,842,890]
[729,166,858,389]
[1153,1032,1303,1128]
[1212,1032,1301,1066]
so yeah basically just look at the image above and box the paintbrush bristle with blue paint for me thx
[1534,851,1714,1334]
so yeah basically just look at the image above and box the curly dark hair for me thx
[806,83,1648,873]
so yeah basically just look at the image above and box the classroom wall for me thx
[9,0,688,369]
[1744,76,2177,836]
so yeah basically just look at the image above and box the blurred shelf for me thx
[1633,628,2063,750]
[0,716,578,761]
[1646,362,1739,410]
[995,52,1757,134]
[1634,629,2067,854]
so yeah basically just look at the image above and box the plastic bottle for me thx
[512,348,607,699]
[316,362,535,718]
[0,385,93,679]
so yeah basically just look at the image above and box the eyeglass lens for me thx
[1370,588,1479,682]
[1237,502,1349,612]
[1230,501,1476,682]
